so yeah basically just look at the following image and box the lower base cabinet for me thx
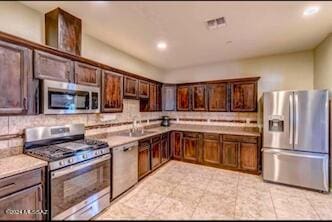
[0,168,44,220]
[138,140,151,180]
[170,131,260,174]
[161,133,170,163]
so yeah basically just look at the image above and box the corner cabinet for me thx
[0,40,34,115]
[230,81,257,112]
[101,70,123,112]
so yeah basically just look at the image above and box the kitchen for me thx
[0,1,332,220]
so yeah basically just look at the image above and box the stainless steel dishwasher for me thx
[112,141,138,199]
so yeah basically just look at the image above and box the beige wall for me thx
[314,33,332,92]
[163,51,314,99]
[0,1,164,81]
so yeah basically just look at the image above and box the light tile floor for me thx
[95,160,332,220]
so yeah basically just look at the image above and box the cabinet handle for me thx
[0,182,15,191]
[38,186,42,202]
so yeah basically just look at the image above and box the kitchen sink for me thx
[117,130,156,137]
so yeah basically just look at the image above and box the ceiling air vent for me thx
[206,17,226,30]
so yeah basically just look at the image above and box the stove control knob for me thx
[83,154,88,159]
[100,150,104,154]
[95,151,99,155]
[68,158,73,164]
[59,161,64,166]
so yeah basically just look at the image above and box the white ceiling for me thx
[22,1,332,70]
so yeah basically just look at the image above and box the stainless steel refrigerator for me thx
[263,89,329,192]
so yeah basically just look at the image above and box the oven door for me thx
[50,154,110,220]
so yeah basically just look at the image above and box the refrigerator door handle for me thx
[289,94,293,145]
[294,93,299,145]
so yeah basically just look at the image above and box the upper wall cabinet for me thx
[45,8,82,56]
[34,50,74,82]
[0,40,33,115]
[74,61,101,86]
[192,84,208,111]
[149,83,157,111]
[162,85,176,111]
[139,80,149,99]
[124,76,138,99]
[230,81,257,112]
[177,85,191,111]
[208,83,228,112]
[156,84,162,111]
[102,70,123,112]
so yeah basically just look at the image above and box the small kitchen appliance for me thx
[161,116,170,127]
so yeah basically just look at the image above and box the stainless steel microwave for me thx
[41,80,100,114]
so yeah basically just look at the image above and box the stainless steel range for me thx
[24,124,110,220]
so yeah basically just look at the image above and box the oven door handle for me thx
[51,154,110,179]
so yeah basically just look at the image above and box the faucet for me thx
[131,115,144,135]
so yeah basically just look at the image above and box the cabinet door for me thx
[34,50,73,82]
[240,143,258,171]
[230,81,257,112]
[208,83,228,112]
[138,144,150,180]
[222,141,239,168]
[161,137,169,163]
[139,80,149,98]
[183,136,199,163]
[171,131,182,160]
[192,84,207,111]
[74,61,101,86]
[162,85,176,111]
[101,70,123,112]
[177,85,191,111]
[156,84,162,111]
[0,184,43,220]
[124,76,138,99]
[149,83,157,111]
[0,40,32,115]
[151,141,161,169]
[203,134,221,165]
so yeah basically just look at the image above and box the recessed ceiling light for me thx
[303,6,320,16]
[157,41,167,50]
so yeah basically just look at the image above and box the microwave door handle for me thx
[289,94,293,145]
[51,154,110,179]
[294,93,299,145]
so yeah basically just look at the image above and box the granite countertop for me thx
[89,125,261,148]
[0,154,48,180]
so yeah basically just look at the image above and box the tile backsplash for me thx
[0,99,259,158]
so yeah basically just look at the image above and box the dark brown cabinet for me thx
[74,61,100,86]
[139,80,149,98]
[101,70,123,112]
[34,50,74,82]
[151,135,161,170]
[240,142,258,171]
[202,133,221,166]
[171,131,183,160]
[182,132,201,163]
[45,7,82,56]
[149,83,157,111]
[192,85,207,111]
[0,168,44,221]
[177,85,191,111]
[208,83,228,112]
[161,133,170,163]
[124,76,138,99]
[138,140,151,180]
[230,81,257,112]
[222,141,239,168]
[156,84,162,111]
[0,40,33,115]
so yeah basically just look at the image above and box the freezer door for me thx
[263,148,329,192]
[263,91,293,150]
[294,90,329,153]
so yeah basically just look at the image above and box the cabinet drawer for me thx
[0,169,42,198]
[183,132,201,138]
[223,135,257,143]
[203,133,219,140]
[151,135,161,143]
